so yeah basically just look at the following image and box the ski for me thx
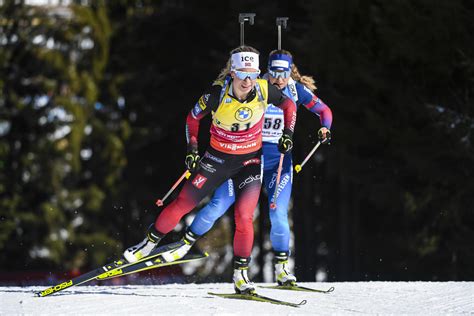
[96,251,208,280]
[36,258,130,297]
[260,284,335,293]
[208,292,307,308]
[36,241,193,297]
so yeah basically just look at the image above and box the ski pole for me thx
[276,17,289,50]
[239,13,256,46]
[270,154,284,209]
[269,17,290,208]
[294,141,322,173]
[156,170,191,206]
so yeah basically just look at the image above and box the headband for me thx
[231,52,259,71]
[268,53,293,71]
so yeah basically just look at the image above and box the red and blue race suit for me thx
[189,77,332,254]
[153,78,297,258]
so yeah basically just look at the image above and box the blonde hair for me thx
[268,49,317,91]
[216,46,260,81]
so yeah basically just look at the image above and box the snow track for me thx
[1,282,473,315]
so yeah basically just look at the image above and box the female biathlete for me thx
[123,46,297,294]
[169,49,333,287]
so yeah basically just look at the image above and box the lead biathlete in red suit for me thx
[123,46,297,293]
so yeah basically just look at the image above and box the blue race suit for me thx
[189,77,332,253]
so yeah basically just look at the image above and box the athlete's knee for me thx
[271,220,290,234]
[234,213,253,233]
[235,210,253,223]
[201,200,226,220]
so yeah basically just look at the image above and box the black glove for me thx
[278,133,293,154]
[318,127,331,144]
[185,148,200,172]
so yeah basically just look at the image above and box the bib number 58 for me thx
[264,118,282,130]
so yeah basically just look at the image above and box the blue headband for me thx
[268,54,293,71]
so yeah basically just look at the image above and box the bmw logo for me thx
[235,107,253,122]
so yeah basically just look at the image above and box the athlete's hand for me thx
[318,127,331,144]
[185,148,200,172]
[278,133,293,154]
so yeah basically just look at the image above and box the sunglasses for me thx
[234,70,260,80]
[269,69,291,79]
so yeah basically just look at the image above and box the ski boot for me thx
[233,257,256,294]
[161,228,199,262]
[274,251,297,286]
[123,224,163,263]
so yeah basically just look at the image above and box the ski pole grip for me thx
[276,17,289,28]
[239,13,256,25]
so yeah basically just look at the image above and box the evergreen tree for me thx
[0,2,128,271]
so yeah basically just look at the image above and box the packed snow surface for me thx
[1,282,473,315]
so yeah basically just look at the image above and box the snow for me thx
[1,282,473,315]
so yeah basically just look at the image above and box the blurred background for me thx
[0,0,473,286]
